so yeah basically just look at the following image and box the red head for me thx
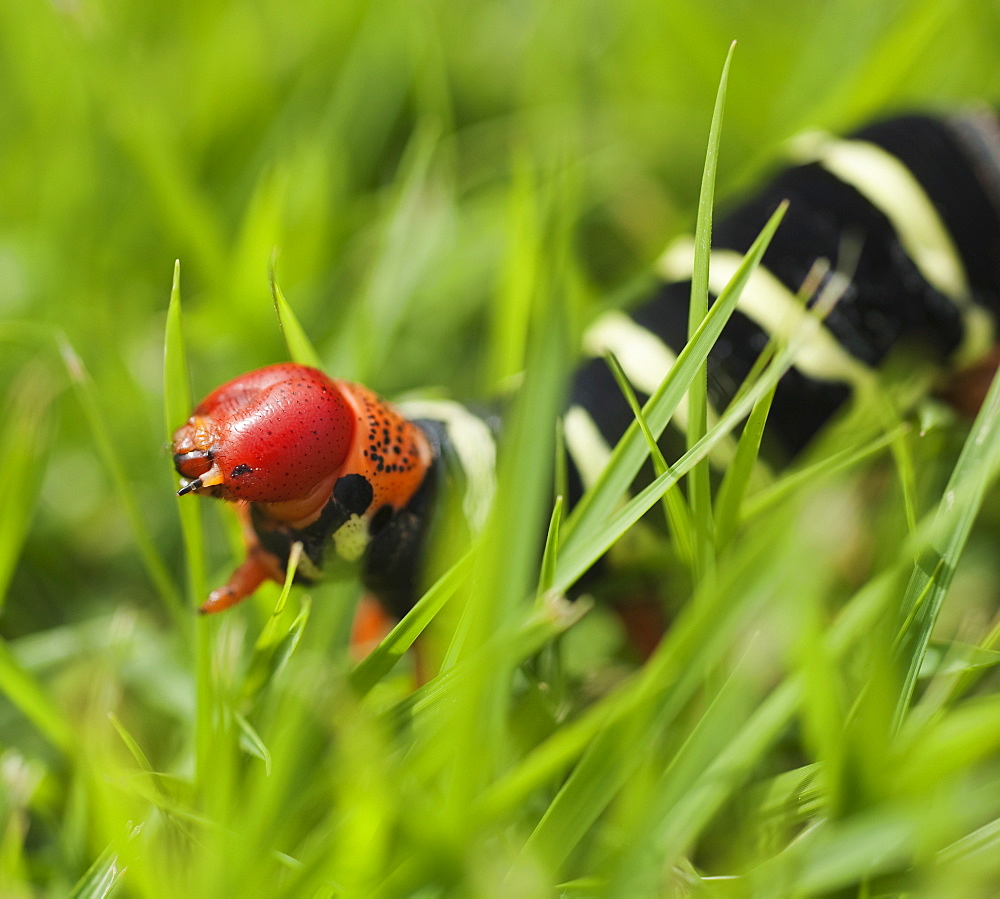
[172,363,355,505]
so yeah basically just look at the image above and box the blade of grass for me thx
[163,261,193,437]
[743,785,995,896]
[713,381,776,549]
[522,469,843,877]
[356,122,444,382]
[685,40,735,582]
[0,367,52,611]
[553,418,569,508]
[524,629,764,876]
[164,260,206,611]
[242,543,309,702]
[253,542,303,652]
[162,262,213,792]
[894,692,1000,788]
[938,816,1000,869]
[235,711,273,776]
[490,152,540,384]
[537,496,565,598]
[108,711,154,772]
[270,252,325,369]
[619,562,911,877]
[68,842,126,899]
[440,247,570,817]
[918,641,1000,679]
[476,503,801,826]
[605,350,694,566]
[601,644,772,892]
[709,258,835,549]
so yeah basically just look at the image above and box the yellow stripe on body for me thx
[790,131,995,365]
[659,237,873,388]
[582,309,737,467]
[398,398,497,532]
[563,405,614,490]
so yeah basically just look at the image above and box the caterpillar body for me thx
[172,111,1000,617]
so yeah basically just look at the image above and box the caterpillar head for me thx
[172,363,354,505]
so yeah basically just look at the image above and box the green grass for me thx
[4,0,1000,895]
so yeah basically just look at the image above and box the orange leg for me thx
[350,594,397,659]
[347,595,434,686]
[199,504,286,614]
[199,550,275,614]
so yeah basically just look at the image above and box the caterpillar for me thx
[171,111,1000,618]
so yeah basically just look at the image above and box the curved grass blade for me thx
[0,367,52,611]
[164,260,207,614]
[686,40,735,581]
[536,496,565,598]
[387,591,592,736]
[605,350,694,566]
[242,544,310,702]
[713,380,776,549]
[108,711,153,772]
[162,262,213,789]
[68,842,125,899]
[475,260,869,825]
[163,261,193,436]
[270,252,324,369]
[235,711,273,775]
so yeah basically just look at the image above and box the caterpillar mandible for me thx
[171,111,1000,617]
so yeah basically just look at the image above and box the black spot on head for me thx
[231,463,252,478]
[333,473,374,516]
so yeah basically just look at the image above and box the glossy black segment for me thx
[333,472,374,516]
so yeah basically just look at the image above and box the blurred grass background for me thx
[4,0,1000,895]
